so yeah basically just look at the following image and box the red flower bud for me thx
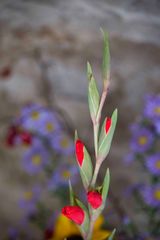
[105,118,111,134]
[75,140,84,166]
[87,191,103,209]
[20,131,32,145]
[62,206,85,225]
[0,66,12,79]
[6,126,18,146]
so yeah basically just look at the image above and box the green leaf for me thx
[101,29,110,83]
[75,198,88,213]
[90,169,110,218]
[87,62,100,119]
[108,229,116,240]
[75,132,93,190]
[69,180,75,206]
[75,198,90,236]
[87,61,92,81]
[80,146,93,190]
[75,130,78,141]
[98,109,118,163]
[102,168,110,202]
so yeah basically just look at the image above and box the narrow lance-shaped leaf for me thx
[90,168,110,217]
[98,109,118,163]
[108,229,116,240]
[75,132,93,189]
[75,198,90,236]
[101,29,110,85]
[87,62,100,119]
[79,145,93,190]
[69,180,75,206]
[102,168,110,202]
[75,129,78,140]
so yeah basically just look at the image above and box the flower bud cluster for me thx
[6,125,32,146]
[62,190,103,225]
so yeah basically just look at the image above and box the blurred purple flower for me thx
[122,216,131,225]
[130,124,154,153]
[124,183,145,197]
[144,94,160,121]
[124,153,135,164]
[154,120,160,135]
[19,104,61,137]
[48,163,78,190]
[145,153,160,176]
[21,143,49,174]
[8,227,19,240]
[20,103,43,117]
[51,133,74,156]
[19,186,41,214]
[38,111,61,138]
[46,213,56,229]
[20,104,45,131]
[138,233,151,240]
[142,184,160,208]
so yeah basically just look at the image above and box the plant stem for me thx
[86,217,94,240]
[96,83,109,123]
[86,84,109,240]
[93,123,99,158]
[91,83,109,187]
[90,161,101,187]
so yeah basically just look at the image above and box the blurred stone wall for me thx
[0,0,160,237]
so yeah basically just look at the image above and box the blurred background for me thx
[0,0,160,239]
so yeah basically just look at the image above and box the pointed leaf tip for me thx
[98,108,118,163]
[102,168,110,201]
[87,62,100,119]
[87,61,92,82]
[69,180,74,206]
[75,198,90,235]
[113,108,118,116]
[101,29,110,84]
[75,130,78,141]
[108,229,116,240]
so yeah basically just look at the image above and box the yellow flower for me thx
[52,214,110,240]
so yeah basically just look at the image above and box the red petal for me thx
[75,140,84,166]
[6,125,18,147]
[105,118,111,134]
[62,206,85,225]
[87,191,102,209]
